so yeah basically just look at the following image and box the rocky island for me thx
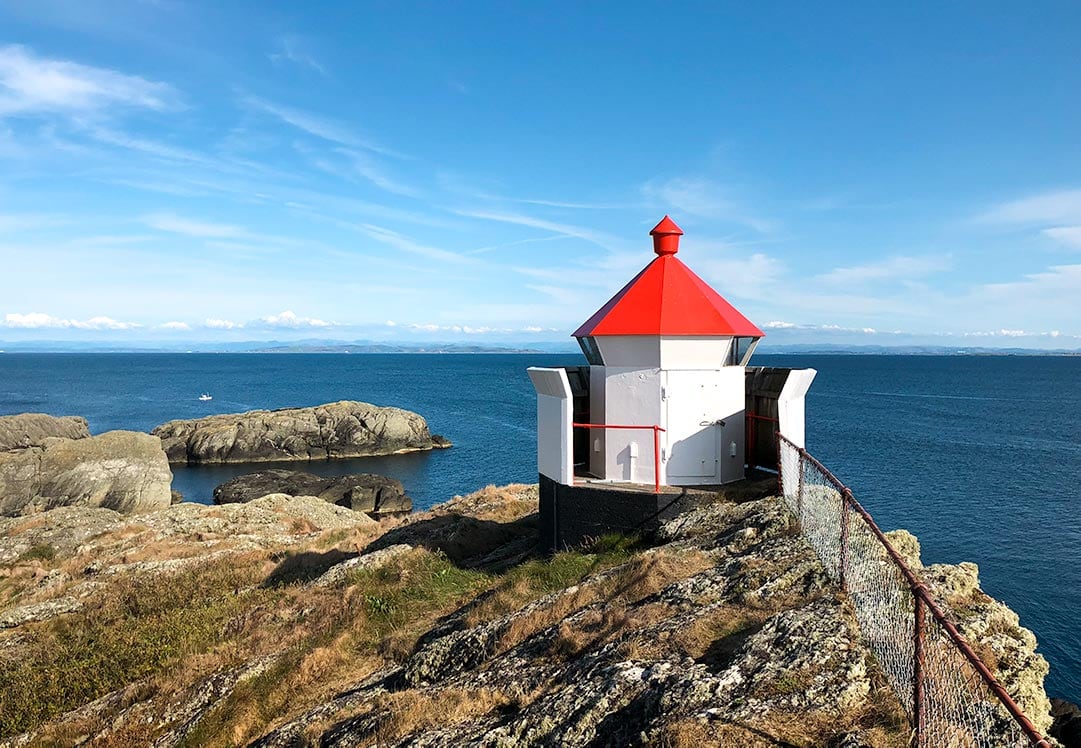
[0,479,1067,747]
[152,401,450,465]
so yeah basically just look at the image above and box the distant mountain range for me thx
[0,340,1079,356]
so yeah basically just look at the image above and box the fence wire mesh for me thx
[776,435,1048,748]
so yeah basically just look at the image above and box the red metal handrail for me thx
[777,433,1051,747]
[573,423,666,494]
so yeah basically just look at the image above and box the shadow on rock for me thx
[362,513,538,572]
[262,548,353,587]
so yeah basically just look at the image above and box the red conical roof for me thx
[573,217,764,338]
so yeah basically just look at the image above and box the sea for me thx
[0,352,1078,702]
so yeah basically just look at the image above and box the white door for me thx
[665,371,720,480]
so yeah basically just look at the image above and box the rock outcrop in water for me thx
[0,415,173,517]
[0,483,1058,747]
[152,401,450,465]
[213,469,411,518]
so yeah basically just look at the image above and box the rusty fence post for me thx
[913,593,926,746]
[839,488,852,590]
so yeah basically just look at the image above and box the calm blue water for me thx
[0,352,1077,701]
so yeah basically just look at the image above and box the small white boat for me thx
[198,393,213,401]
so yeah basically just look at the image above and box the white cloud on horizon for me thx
[2,312,139,330]
[204,318,243,329]
[259,310,332,329]
[159,321,191,330]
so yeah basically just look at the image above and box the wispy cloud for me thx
[1041,226,1081,249]
[453,208,620,250]
[0,44,175,118]
[2,312,139,330]
[0,213,63,231]
[353,223,471,264]
[978,189,1081,224]
[268,38,327,76]
[641,177,773,233]
[335,148,419,197]
[814,255,952,286]
[242,95,403,157]
[159,321,191,330]
[143,213,248,239]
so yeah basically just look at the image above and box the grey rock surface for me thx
[0,430,173,516]
[213,469,411,517]
[0,414,90,452]
[312,543,413,587]
[151,400,450,464]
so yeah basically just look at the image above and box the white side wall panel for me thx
[778,368,817,449]
[527,367,574,485]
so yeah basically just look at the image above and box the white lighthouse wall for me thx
[662,367,746,485]
[659,336,734,370]
[600,367,664,484]
[526,367,574,485]
[594,336,660,367]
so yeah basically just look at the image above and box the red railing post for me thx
[913,594,926,746]
[653,425,661,495]
[572,423,666,495]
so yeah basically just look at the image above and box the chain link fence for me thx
[777,434,1050,748]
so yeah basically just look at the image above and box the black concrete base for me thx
[538,474,711,553]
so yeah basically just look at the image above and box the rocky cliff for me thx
[0,484,1059,747]
[0,415,173,517]
[0,414,90,452]
[151,401,451,465]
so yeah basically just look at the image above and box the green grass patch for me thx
[0,559,274,738]
[18,543,56,564]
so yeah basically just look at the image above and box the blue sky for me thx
[1,1,1080,348]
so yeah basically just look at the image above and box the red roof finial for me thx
[650,215,683,256]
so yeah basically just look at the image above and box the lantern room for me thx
[528,216,816,550]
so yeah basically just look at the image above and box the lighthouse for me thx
[528,216,816,550]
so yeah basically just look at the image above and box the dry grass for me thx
[551,601,671,659]
[673,605,772,660]
[360,688,514,746]
[496,549,712,656]
[652,719,779,748]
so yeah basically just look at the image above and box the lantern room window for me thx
[578,336,603,366]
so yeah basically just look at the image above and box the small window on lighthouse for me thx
[578,336,603,366]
